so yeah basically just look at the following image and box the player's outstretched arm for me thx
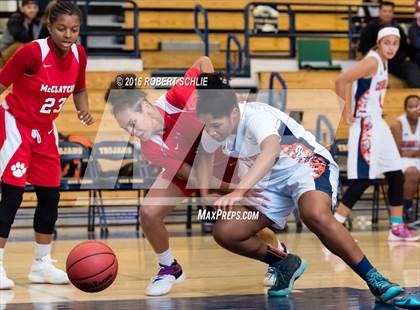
[192,56,214,73]
[213,135,279,209]
[335,56,378,125]
[73,90,94,126]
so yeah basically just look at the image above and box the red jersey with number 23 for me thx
[0,37,87,130]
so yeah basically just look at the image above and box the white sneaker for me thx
[146,261,185,296]
[0,266,14,290]
[263,266,277,286]
[28,255,69,284]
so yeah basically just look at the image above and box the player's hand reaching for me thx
[200,193,222,206]
[243,188,270,208]
[214,189,269,212]
[77,110,94,126]
[213,191,243,211]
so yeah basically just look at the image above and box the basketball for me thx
[66,241,118,293]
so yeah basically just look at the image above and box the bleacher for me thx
[125,0,416,69]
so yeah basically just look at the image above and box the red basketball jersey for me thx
[0,37,86,130]
[141,67,202,179]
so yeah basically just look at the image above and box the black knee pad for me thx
[33,186,60,234]
[0,183,24,238]
[385,170,403,206]
[341,179,371,209]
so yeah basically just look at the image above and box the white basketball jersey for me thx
[399,114,420,152]
[351,50,388,120]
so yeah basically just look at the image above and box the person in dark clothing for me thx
[0,0,47,67]
[358,0,382,28]
[409,11,420,67]
[359,1,420,87]
[37,0,50,15]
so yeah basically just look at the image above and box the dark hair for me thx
[404,94,419,109]
[22,0,38,6]
[196,72,238,118]
[380,1,395,8]
[46,0,82,24]
[105,73,148,116]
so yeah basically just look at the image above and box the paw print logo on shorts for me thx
[11,162,27,178]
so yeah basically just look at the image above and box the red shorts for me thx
[0,108,60,187]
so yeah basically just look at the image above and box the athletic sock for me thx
[262,245,287,265]
[351,256,374,280]
[390,216,403,226]
[334,212,347,224]
[277,240,288,254]
[35,242,51,260]
[157,248,174,267]
[403,200,413,210]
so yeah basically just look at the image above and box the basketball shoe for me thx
[388,224,419,242]
[28,255,69,284]
[267,253,307,297]
[0,265,14,289]
[394,290,420,309]
[365,268,404,302]
[264,241,288,286]
[146,260,186,296]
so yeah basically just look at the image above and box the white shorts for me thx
[255,159,339,229]
[401,157,420,172]
[347,118,402,179]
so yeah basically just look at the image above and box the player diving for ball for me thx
[194,71,405,301]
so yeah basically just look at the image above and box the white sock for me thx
[35,243,51,260]
[334,212,347,224]
[0,248,4,263]
[157,248,174,267]
[277,240,287,253]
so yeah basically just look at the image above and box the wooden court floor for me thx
[0,225,419,309]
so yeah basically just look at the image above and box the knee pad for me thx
[385,170,403,206]
[341,179,371,209]
[0,183,25,238]
[33,186,60,234]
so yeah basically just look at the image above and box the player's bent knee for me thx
[140,205,166,224]
[300,205,332,229]
[212,221,234,246]
[404,167,419,181]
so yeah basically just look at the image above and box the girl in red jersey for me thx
[0,0,92,289]
[106,57,285,296]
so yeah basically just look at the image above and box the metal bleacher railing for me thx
[194,4,209,57]
[225,1,415,77]
[3,0,140,57]
[75,0,140,57]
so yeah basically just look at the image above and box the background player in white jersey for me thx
[391,95,420,223]
[334,27,418,241]
[195,73,404,302]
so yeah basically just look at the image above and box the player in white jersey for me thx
[334,27,418,241]
[391,95,420,223]
[194,73,404,302]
